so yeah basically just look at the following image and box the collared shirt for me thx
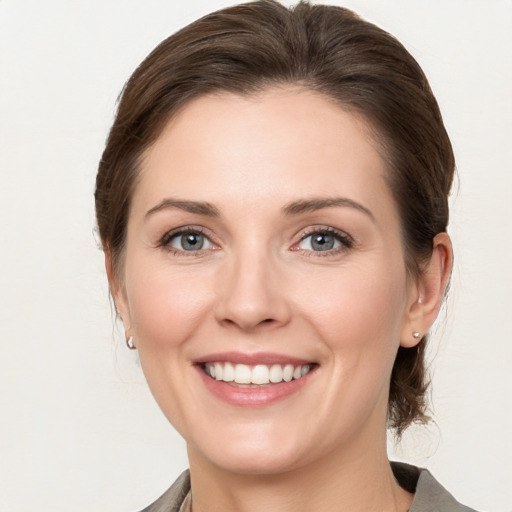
[140,462,478,512]
[178,491,192,512]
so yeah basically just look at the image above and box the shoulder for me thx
[391,462,478,512]
[138,470,190,512]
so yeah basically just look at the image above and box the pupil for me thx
[312,233,334,251]
[182,233,203,250]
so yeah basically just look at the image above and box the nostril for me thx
[220,317,276,331]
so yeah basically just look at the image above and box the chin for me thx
[203,447,305,476]
[188,425,314,476]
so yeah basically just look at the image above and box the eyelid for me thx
[291,225,354,254]
[158,225,219,253]
[156,224,353,256]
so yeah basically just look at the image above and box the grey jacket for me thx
[140,462,477,512]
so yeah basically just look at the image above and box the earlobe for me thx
[401,232,453,348]
[104,249,133,338]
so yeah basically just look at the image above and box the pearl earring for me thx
[126,336,136,350]
[413,332,421,340]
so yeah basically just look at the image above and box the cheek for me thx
[124,260,215,353]
[122,259,218,436]
[299,261,408,362]
[292,264,409,442]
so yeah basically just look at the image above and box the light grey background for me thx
[0,1,511,510]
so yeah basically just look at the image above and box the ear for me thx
[401,232,453,348]
[104,249,133,340]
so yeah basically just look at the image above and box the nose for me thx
[214,249,292,332]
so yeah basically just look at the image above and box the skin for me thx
[109,87,452,512]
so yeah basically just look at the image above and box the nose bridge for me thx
[215,238,290,330]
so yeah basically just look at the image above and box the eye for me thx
[162,229,215,252]
[297,228,352,253]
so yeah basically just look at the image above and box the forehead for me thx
[134,87,394,219]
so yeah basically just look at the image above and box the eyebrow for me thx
[282,197,375,221]
[145,198,221,219]
[145,196,374,221]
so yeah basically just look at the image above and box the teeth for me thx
[269,364,283,383]
[252,365,270,384]
[204,362,313,385]
[223,362,234,382]
[301,365,311,377]
[234,364,252,384]
[283,364,294,382]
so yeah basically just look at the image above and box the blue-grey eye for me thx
[170,231,212,251]
[299,232,342,252]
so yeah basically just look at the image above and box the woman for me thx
[95,1,476,510]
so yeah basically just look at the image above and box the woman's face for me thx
[114,88,421,475]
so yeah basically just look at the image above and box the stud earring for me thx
[126,336,136,350]
[413,332,421,340]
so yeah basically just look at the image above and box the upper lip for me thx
[192,351,315,366]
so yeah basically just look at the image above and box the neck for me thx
[187,430,413,512]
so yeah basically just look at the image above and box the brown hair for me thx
[95,0,455,435]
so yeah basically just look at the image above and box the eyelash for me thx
[158,226,216,256]
[294,226,354,257]
[157,225,354,257]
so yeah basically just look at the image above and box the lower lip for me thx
[195,366,316,407]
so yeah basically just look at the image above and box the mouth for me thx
[201,361,315,385]
[193,353,318,407]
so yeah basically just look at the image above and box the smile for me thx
[203,362,313,385]
[195,353,319,407]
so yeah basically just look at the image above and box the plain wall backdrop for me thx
[1,0,511,510]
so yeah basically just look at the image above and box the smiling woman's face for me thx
[113,88,422,475]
